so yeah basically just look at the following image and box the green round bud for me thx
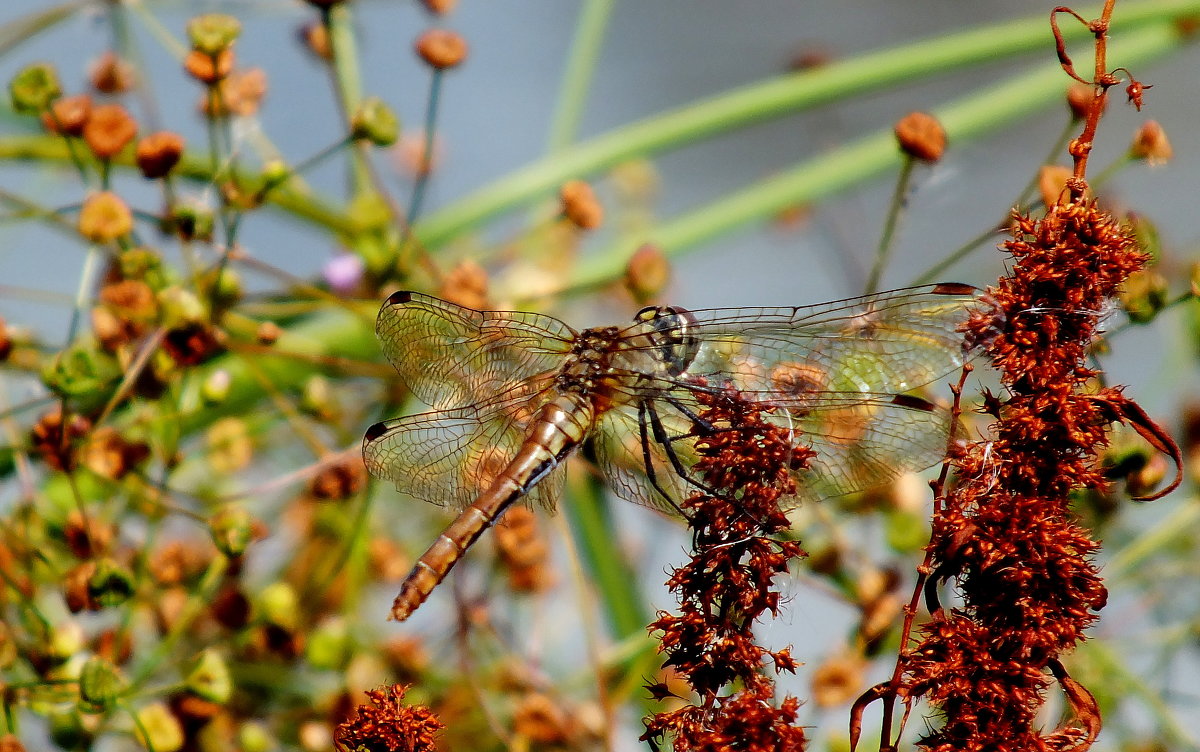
[157,286,206,328]
[201,369,232,405]
[78,656,127,711]
[10,63,61,113]
[87,559,136,607]
[208,505,254,558]
[257,582,299,630]
[185,648,233,704]
[305,617,351,670]
[350,96,400,146]
[135,702,185,752]
[41,343,122,415]
[187,14,242,55]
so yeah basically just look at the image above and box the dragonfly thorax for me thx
[553,325,625,396]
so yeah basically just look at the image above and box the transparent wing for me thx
[590,388,950,513]
[376,290,575,411]
[362,388,566,512]
[776,392,950,506]
[589,402,698,516]
[625,284,991,396]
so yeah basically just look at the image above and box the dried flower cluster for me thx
[892,198,1177,750]
[643,384,810,752]
[334,684,443,752]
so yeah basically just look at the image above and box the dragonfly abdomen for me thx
[390,394,595,621]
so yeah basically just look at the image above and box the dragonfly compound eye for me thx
[634,305,699,377]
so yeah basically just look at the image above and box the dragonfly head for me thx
[633,304,699,377]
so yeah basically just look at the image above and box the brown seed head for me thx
[1129,120,1172,164]
[811,652,866,707]
[78,192,134,244]
[63,509,114,559]
[421,0,458,14]
[439,259,489,310]
[42,94,92,136]
[394,130,440,177]
[334,684,443,752]
[1037,165,1078,208]
[298,21,333,61]
[82,104,137,160]
[256,321,282,345]
[513,693,572,745]
[30,409,91,472]
[136,131,185,179]
[894,111,946,162]
[308,458,368,500]
[184,48,235,85]
[494,506,553,593]
[415,29,468,69]
[89,51,136,94]
[559,179,603,230]
[0,734,28,752]
[1065,83,1099,120]
[624,243,670,303]
[0,317,11,362]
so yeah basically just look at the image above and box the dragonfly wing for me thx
[590,403,696,517]
[770,393,950,508]
[677,284,991,396]
[362,389,566,512]
[376,291,575,410]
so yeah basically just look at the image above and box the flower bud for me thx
[415,29,468,69]
[420,0,458,14]
[1065,83,1096,120]
[202,369,232,404]
[157,286,206,328]
[893,111,945,162]
[79,656,126,710]
[169,203,215,242]
[82,104,137,160]
[185,649,233,704]
[184,48,235,85]
[78,192,133,244]
[1129,120,1172,165]
[208,504,254,557]
[9,63,61,113]
[136,131,185,179]
[87,558,135,607]
[306,617,352,670]
[42,94,92,136]
[1118,269,1168,324]
[187,14,241,55]
[350,96,400,146]
[298,22,333,61]
[624,243,670,303]
[258,582,299,629]
[89,51,135,94]
[559,179,603,229]
[135,703,185,752]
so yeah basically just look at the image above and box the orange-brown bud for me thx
[41,94,92,136]
[1037,165,1079,208]
[256,321,282,345]
[439,259,489,310]
[513,693,572,745]
[893,111,945,162]
[624,243,670,303]
[309,458,368,500]
[184,48,235,85]
[1129,120,1172,164]
[559,179,603,230]
[89,51,135,94]
[1065,83,1098,120]
[415,29,468,69]
[0,317,11,361]
[136,131,185,179]
[811,652,867,707]
[298,21,333,61]
[82,104,137,160]
[421,0,458,13]
[78,192,134,244]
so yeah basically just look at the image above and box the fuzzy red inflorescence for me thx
[643,384,811,752]
[334,684,443,752]
[898,200,1161,751]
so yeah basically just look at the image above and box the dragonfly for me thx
[363,283,993,621]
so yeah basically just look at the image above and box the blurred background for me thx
[1,1,1197,750]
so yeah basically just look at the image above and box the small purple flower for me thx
[323,254,364,296]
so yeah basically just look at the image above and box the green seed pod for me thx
[87,559,136,608]
[10,63,61,113]
[257,582,299,630]
[201,369,232,405]
[350,96,400,146]
[184,648,233,704]
[135,702,185,752]
[208,505,254,558]
[187,14,242,55]
[305,617,351,670]
[78,656,127,711]
[40,342,122,415]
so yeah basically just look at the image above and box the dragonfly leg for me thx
[637,401,692,519]
[645,400,720,499]
[662,394,717,437]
